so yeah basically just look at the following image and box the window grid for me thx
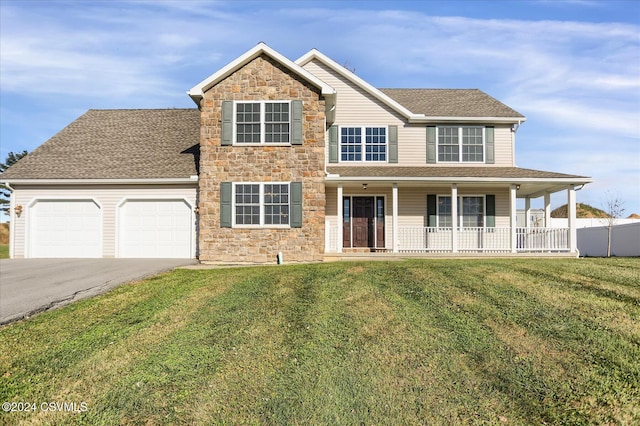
[236,103,261,143]
[437,196,485,228]
[341,127,362,161]
[265,103,290,143]
[438,127,484,162]
[264,184,289,225]
[462,127,483,162]
[438,127,459,162]
[365,127,386,161]
[235,184,260,225]
[235,102,291,144]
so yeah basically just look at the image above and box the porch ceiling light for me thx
[363,183,368,190]
[516,184,521,190]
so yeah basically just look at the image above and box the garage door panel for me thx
[119,200,192,258]
[30,200,102,258]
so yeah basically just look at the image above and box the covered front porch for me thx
[323,167,592,256]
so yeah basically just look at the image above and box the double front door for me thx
[343,196,385,249]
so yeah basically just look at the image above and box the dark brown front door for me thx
[343,196,385,249]
[352,197,374,247]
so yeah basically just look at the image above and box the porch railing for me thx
[325,225,570,253]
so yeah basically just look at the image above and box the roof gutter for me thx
[324,176,593,184]
[408,116,527,124]
[2,177,199,186]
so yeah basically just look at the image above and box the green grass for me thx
[0,245,8,259]
[1,259,638,425]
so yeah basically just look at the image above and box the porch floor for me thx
[323,251,578,262]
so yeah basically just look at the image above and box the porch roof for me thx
[325,166,592,198]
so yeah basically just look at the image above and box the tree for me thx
[0,150,28,214]
[603,191,626,257]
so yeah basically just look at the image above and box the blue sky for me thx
[1,0,639,215]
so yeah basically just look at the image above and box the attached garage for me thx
[29,199,102,258]
[118,199,193,258]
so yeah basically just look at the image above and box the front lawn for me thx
[1,259,638,424]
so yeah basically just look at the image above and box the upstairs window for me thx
[437,126,484,163]
[340,126,387,162]
[234,101,290,144]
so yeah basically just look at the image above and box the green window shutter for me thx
[426,126,436,164]
[290,182,303,228]
[328,125,339,163]
[485,126,495,164]
[388,125,398,163]
[220,182,232,228]
[486,194,496,228]
[221,101,233,146]
[427,194,437,227]
[291,100,303,145]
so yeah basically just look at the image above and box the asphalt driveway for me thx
[0,258,196,325]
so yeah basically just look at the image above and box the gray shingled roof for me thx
[326,166,587,180]
[380,89,525,118]
[1,109,200,180]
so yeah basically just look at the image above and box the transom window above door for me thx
[340,126,387,162]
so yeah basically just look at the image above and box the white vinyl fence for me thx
[577,223,640,257]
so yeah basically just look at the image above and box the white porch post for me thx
[392,183,399,253]
[451,184,458,253]
[510,184,518,253]
[337,184,343,253]
[568,185,577,253]
[524,197,531,228]
[544,192,551,228]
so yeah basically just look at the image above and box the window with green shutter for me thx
[222,101,302,145]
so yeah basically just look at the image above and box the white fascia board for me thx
[3,177,199,186]
[296,49,422,121]
[187,42,335,105]
[324,176,592,184]
[408,116,527,124]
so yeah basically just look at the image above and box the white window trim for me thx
[436,126,485,164]
[232,182,291,228]
[436,194,486,228]
[339,125,388,163]
[232,101,292,146]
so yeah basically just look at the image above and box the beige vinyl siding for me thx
[305,59,515,168]
[304,59,425,167]
[494,124,514,166]
[10,184,197,258]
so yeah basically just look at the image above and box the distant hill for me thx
[550,203,610,219]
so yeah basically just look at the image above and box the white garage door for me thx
[30,200,102,258]
[119,200,192,258]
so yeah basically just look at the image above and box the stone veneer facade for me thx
[198,54,326,263]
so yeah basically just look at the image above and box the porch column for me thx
[510,184,518,253]
[544,192,551,228]
[568,185,577,253]
[524,197,531,228]
[451,184,458,253]
[337,184,343,253]
[392,183,399,253]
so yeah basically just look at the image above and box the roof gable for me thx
[297,49,525,123]
[188,42,335,106]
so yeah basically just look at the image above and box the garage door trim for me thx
[26,197,103,258]
[115,197,195,259]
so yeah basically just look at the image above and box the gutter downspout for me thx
[511,119,521,167]
[4,181,14,259]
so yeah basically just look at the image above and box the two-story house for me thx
[1,43,591,261]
